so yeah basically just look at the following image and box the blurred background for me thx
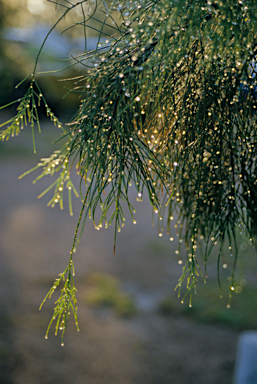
[1,1,257,383]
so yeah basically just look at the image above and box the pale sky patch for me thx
[27,0,46,15]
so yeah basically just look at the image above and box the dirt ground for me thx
[0,139,240,384]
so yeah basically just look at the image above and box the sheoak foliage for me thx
[1,0,257,343]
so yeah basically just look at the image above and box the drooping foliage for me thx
[1,0,257,343]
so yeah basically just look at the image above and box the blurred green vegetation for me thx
[156,227,257,330]
[83,272,137,318]
[142,222,257,329]
[159,279,257,330]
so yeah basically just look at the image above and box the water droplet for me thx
[135,96,140,102]
[170,237,174,241]
[240,243,247,251]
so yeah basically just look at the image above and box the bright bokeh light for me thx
[27,0,45,15]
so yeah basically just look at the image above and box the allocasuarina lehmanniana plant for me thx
[1,0,257,344]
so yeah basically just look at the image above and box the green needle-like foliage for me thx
[1,0,257,343]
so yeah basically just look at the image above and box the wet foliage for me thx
[1,0,257,343]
